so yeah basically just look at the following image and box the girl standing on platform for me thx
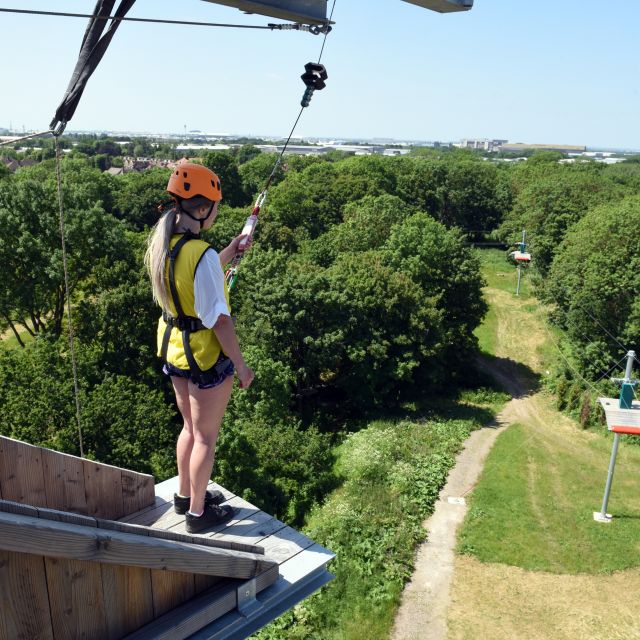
[145,162,254,533]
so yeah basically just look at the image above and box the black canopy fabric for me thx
[50,0,136,134]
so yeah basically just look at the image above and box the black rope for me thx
[0,7,298,30]
[54,136,85,458]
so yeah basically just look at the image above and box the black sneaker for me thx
[185,503,235,534]
[174,489,225,515]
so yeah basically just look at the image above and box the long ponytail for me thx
[144,206,176,313]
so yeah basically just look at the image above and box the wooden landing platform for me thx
[120,477,335,639]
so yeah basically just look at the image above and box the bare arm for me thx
[213,314,254,388]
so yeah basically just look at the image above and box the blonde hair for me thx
[144,207,176,313]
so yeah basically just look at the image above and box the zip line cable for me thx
[0,129,54,147]
[54,136,85,458]
[224,0,337,289]
[266,0,337,177]
[0,7,331,32]
[594,353,631,385]
[565,297,630,355]
[317,0,337,64]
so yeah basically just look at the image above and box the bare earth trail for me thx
[390,356,532,640]
[391,284,640,640]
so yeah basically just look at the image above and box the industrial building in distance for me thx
[457,138,586,154]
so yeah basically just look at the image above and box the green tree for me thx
[306,194,416,266]
[238,152,284,200]
[235,144,262,165]
[545,196,640,379]
[263,158,392,249]
[113,167,170,230]
[0,161,127,340]
[500,164,630,276]
[384,212,487,377]
[202,151,247,207]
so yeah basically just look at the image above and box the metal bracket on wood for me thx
[237,578,263,618]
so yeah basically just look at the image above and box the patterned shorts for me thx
[163,354,234,389]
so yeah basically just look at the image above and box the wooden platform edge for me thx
[123,564,280,640]
[188,542,335,640]
[0,511,276,580]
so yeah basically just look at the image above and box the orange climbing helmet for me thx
[167,161,222,202]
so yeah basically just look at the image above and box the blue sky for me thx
[2,0,639,148]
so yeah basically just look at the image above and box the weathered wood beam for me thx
[0,511,277,580]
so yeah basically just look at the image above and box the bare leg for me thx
[172,376,194,497]
[188,375,234,514]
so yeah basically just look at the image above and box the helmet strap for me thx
[177,200,215,230]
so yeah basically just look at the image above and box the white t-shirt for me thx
[193,248,230,329]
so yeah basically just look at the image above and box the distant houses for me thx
[0,156,37,173]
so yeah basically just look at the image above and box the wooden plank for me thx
[83,458,124,519]
[151,570,195,618]
[37,506,97,528]
[0,499,39,518]
[210,510,287,548]
[0,437,47,507]
[40,447,88,514]
[189,544,334,640]
[121,469,155,517]
[119,495,171,524]
[258,525,316,565]
[96,518,150,537]
[194,573,225,594]
[0,511,277,579]
[101,564,155,640]
[45,557,108,640]
[120,500,173,527]
[0,550,54,640]
[132,578,235,640]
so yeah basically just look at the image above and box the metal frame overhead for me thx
[402,0,473,13]
[201,0,329,24]
[200,0,473,24]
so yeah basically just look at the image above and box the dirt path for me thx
[390,358,532,640]
[391,278,543,640]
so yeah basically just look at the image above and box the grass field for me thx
[459,414,640,574]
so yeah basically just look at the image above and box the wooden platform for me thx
[0,436,334,640]
[120,476,335,639]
